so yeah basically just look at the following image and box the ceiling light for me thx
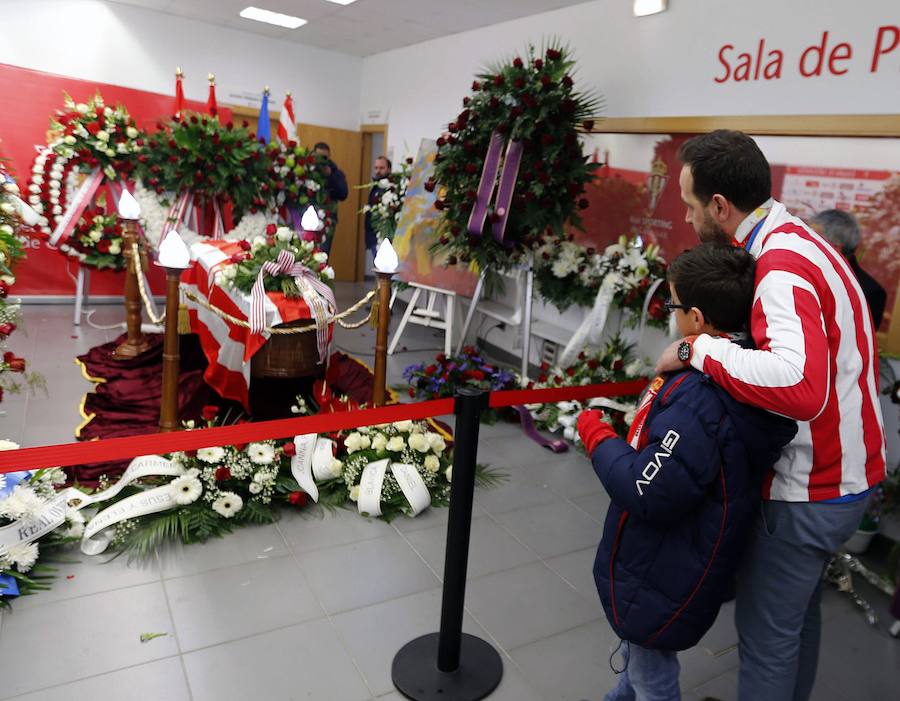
[633,0,667,17]
[240,6,307,29]
[324,0,359,5]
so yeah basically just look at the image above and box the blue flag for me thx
[257,90,271,144]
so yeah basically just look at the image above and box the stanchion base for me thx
[392,633,503,701]
[112,338,152,359]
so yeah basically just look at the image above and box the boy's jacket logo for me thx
[636,430,680,495]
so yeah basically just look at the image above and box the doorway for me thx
[359,124,389,279]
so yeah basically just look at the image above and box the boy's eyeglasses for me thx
[664,298,693,313]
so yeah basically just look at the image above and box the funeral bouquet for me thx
[28,93,144,238]
[265,142,336,239]
[0,455,80,607]
[58,210,126,270]
[222,224,335,297]
[527,335,650,445]
[429,42,601,275]
[361,157,413,244]
[533,235,603,311]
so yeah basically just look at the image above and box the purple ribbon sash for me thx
[512,405,569,453]
[491,140,523,245]
[467,130,505,238]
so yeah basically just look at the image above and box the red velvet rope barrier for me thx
[0,379,647,473]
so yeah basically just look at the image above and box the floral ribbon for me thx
[48,167,105,245]
[249,248,336,363]
[357,458,430,518]
[511,405,569,453]
[466,130,524,244]
[559,275,617,367]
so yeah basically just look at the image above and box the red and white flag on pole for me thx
[206,73,218,119]
[174,67,185,119]
[277,92,297,145]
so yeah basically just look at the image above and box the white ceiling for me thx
[106,0,591,57]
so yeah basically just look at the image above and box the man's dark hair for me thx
[314,142,330,152]
[668,243,756,332]
[677,130,771,213]
[375,155,392,169]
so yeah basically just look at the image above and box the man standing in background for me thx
[365,155,392,263]
[314,142,348,253]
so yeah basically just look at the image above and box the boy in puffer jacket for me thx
[577,243,797,701]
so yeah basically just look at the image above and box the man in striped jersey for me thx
[656,130,886,701]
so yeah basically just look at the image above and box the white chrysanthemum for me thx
[249,482,262,494]
[197,446,225,463]
[424,455,440,473]
[248,443,275,465]
[386,436,405,452]
[170,475,202,505]
[7,542,39,573]
[0,485,44,520]
[212,492,243,518]
[392,420,413,433]
[63,508,86,538]
[427,434,447,454]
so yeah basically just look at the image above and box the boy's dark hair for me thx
[677,130,771,213]
[668,243,756,332]
[314,141,330,152]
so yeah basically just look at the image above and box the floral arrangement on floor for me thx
[266,141,336,240]
[219,224,335,296]
[361,157,413,244]
[0,453,80,607]
[135,114,271,224]
[526,335,651,446]
[57,210,125,270]
[429,42,601,275]
[534,234,669,327]
[28,93,144,239]
[403,346,518,423]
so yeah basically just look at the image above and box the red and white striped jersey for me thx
[691,201,886,502]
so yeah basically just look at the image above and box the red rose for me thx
[540,75,552,88]
[648,297,666,319]
[513,57,524,68]
[533,58,544,70]
[465,370,486,381]
[408,387,416,398]
[289,491,308,506]
[282,441,296,457]
[265,223,277,236]
[3,353,25,372]
[566,367,576,377]
[434,200,446,211]
[86,122,101,135]
[587,359,600,370]
[230,253,246,264]
[96,239,111,254]
[424,180,436,193]
[493,75,504,87]
[562,75,574,88]
[472,80,481,91]
[214,467,231,481]
[513,77,525,89]
[613,360,625,371]
[578,351,586,360]
[238,240,251,251]
[425,364,438,374]
[538,373,547,383]
[201,405,219,421]
[546,48,562,61]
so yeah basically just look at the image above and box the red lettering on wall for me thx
[871,25,900,72]
[828,42,852,75]
[800,31,829,76]
[715,44,734,83]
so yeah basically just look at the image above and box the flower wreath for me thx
[265,141,336,240]
[429,43,602,274]
[27,93,143,269]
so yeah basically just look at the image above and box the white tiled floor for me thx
[0,287,897,700]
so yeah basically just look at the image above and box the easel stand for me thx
[73,265,91,326]
[455,258,534,380]
[388,282,458,356]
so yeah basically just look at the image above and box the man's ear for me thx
[709,193,731,222]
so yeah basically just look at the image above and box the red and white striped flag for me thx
[174,67,185,119]
[277,92,297,145]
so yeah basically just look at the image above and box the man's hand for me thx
[577,410,618,455]
[656,339,685,374]
[323,165,332,176]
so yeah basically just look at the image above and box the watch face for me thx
[677,342,691,362]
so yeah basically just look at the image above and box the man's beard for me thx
[697,212,731,244]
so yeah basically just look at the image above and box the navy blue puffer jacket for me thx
[591,366,796,651]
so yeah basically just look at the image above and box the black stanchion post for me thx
[391,388,503,700]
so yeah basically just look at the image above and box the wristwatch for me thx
[677,338,694,366]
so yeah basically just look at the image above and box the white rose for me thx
[96,130,110,142]
[408,433,430,453]
[349,485,360,501]
[105,148,116,158]
[322,266,335,280]
[313,251,328,264]
[64,135,76,145]
[89,229,102,242]
[0,275,15,285]
[109,242,121,255]
[424,455,440,473]
[126,126,139,138]
[445,466,452,482]
[393,420,413,433]
[275,227,293,242]
[427,433,447,454]
[251,235,267,250]
[0,439,20,451]
[344,432,363,453]
[386,436,405,452]
[371,434,388,452]
[76,103,89,114]
[329,458,343,478]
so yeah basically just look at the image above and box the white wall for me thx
[0,0,362,130]
[361,0,900,158]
